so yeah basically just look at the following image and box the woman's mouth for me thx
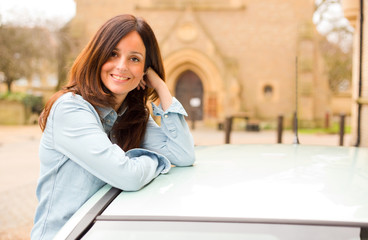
[111,74,130,81]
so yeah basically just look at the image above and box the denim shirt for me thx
[31,92,195,240]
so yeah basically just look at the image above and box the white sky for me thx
[0,0,76,27]
[0,0,352,47]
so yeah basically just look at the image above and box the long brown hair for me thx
[39,14,165,151]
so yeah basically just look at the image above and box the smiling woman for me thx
[100,31,146,110]
[31,14,195,240]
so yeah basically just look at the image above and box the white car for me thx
[55,144,368,240]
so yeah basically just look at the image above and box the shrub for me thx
[0,92,44,114]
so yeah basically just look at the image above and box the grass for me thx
[298,123,351,135]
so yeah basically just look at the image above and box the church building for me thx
[69,0,330,128]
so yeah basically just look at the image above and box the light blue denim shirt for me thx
[31,92,195,240]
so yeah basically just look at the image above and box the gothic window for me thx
[263,84,273,99]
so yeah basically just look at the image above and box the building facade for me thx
[342,0,368,147]
[69,0,329,128]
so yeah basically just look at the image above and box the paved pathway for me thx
[0,126,41,240]
[0,124,353,239]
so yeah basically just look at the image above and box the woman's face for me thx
[101,30,146,110]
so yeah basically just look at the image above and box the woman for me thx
[31,14,195,240]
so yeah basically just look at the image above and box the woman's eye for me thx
[131,57,140,62]
[110,51,118,57]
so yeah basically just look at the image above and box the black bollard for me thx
[191,111,196,130]
[225,117,233,144]
[339,113,345,146]
[277,115,284,144]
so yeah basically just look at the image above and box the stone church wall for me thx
[70,0,330,128]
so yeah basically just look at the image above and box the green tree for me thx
[54,22,83,90]
[319,36,352,92]
[0,24,54,93]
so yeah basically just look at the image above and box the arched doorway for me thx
[175,70,203,120]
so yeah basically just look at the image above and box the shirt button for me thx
[164,114,168,118]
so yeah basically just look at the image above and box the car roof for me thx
[102,144,368,225]
[56,144,368,239]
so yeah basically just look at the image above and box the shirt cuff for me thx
[126,148,171,174]
[152,97,188,117]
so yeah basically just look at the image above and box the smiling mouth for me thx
[111,74,130,81]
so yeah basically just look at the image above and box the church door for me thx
[175,70,203,120]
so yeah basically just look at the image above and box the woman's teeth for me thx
[112,74,129,81]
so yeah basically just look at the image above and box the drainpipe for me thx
[355,0,363,147]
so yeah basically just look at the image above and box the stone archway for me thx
[175,70,204,120]
[164,49,225,123]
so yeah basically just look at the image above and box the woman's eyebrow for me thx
[130,51,144,57]
[113,48,144,57]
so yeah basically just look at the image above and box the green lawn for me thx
[298,123,351,135]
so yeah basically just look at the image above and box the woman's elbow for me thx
[111,170,153,192]
[112,178,144,191]
[124,177,147,191]
[173,150,195,167]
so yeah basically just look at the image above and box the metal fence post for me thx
[191,110,196,130]
[277,115,283,144]
[225,117,233,144]
[339,113,345,146]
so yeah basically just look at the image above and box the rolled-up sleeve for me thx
[142,97,195,166]
[51,96,171,191]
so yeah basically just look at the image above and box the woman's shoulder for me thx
[54,92,91,107]
[52,92,96,114]
[56,92,84,103]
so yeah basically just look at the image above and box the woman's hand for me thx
[137,67,172,111]
[138,67,161,90]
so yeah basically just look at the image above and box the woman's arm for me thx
[51,94,170,191]
[138,67,172,111]
[142,111,195,167]
[138,68,195,166]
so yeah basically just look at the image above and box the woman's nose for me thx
[116,58,127,71]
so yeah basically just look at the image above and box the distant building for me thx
[342,0,368,147]
[66,0,334,129]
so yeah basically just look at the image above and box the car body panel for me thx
[55,144,368,239]
[82,220,359,240]
[102,144,368,226]
[54,185,113,240]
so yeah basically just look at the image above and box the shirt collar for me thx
[96,103,128,121]
[97,106,115,120]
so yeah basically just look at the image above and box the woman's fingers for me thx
[137,78,146,90]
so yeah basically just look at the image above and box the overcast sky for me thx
[0,0,76,27]
[0,0,352,40]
